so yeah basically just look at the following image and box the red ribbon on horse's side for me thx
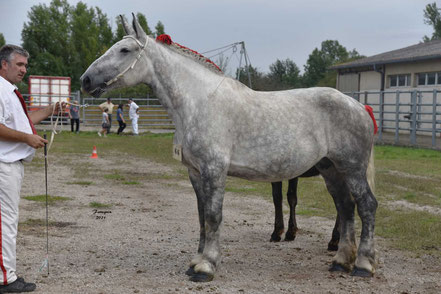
[364,105,378,134]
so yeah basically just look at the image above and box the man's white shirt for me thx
[0,76,35,163]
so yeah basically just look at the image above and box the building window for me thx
[389,74,410,87]
[417,72,441,86]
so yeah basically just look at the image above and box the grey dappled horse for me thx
[81,14,378,282]
[271,169,340,252]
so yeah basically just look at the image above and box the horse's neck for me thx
[147,43,224,121]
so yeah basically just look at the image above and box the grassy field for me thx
[34,130,441,256]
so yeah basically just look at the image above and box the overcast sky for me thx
[0,0,435,74]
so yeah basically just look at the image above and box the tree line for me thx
[0,1,440,96]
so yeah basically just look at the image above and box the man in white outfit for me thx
[128,98,139,135]
[0,44,64,293]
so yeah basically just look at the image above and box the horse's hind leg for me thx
[327,214,340,251]
[345,174,377,277]
[285,178,299,241]
[270,182,284,242]
[316,159,357,273]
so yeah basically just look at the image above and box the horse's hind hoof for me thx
[329,262,350,273]
[351,266,373,278]
[284,233,295,241]
[327,242,339,251]
[185,267,195,276]
[270,235,281,242]
[189,272,214,282]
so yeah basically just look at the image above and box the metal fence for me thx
[345,90,441,149]
[81,97,173,129]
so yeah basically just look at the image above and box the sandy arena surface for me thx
[17,152,441,294]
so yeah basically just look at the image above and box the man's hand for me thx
[25,134,48,149]
[52,102,67,114]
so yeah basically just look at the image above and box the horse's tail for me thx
[367,146,375,193]
[364,105,377,192]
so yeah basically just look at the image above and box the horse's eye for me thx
[120,48,130,53]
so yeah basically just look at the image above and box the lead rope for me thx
[47,100,90,153]
[39,134,49,275]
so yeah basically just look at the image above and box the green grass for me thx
[66,181,93,185]
[24,195,71,204]
[89,202,112,208]
[31,131,441,256]
[104,172,125,181]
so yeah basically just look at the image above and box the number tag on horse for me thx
[173,144,182,161]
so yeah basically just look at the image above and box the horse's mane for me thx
[156,34,223,74]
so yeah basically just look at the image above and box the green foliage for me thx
[267,58,302,90]
[19,1,163,93]
[303,40,363,87]
[0,33,5,47]
[155,21,165,37]
[423,2,441,41]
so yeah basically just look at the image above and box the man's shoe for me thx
[0,277,36,293]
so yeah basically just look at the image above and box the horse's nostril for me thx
[82,75,91,90]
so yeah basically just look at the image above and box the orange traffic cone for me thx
[90,146,98,158]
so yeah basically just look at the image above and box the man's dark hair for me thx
[0,44,29,69]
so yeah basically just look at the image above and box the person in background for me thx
[0,44,65,293]
[99,98,114,133]
[116,104,126,135]
[69,100,80,133]
[98,108,109,137]
[128,98,139,135]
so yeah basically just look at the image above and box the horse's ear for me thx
[120,15,134,35]
[131,12,147,39]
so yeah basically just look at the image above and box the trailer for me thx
[28,75,71,112]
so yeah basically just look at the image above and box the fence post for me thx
[378,91,384,142]
[410,90,417,146]
[395,90,400,144]
[433,89,438,148]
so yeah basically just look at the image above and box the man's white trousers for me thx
[0,161,22,285]
[131,117,139,135]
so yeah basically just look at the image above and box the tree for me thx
[423,2,441,41]
[155,21,165,37]
[0,33,5,47]
[236,65,267,90]
[267,58,302,90]
[136,13,152,36]
[303,40,363,87]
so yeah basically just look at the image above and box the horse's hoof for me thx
[270,235,281,242]
[327,242,339,251]
[351,266,373,278]
[284,233,295,241]
[185,267,195,276]
[189,272,214,282]
[329,262,350,273]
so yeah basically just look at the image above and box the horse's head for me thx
[81,13,150,97]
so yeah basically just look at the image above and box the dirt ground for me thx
[17,152,441,294]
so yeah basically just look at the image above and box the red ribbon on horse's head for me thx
[156,34,172,45]
[364,105,378,134]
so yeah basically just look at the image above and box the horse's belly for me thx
[227,154,319,182]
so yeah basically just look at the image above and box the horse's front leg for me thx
[187,168,206,276]
[270,182,284,242]
[190,163,228,282]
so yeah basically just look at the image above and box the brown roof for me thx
[331,39,441,70]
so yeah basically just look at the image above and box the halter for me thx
[104,35,149,86]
